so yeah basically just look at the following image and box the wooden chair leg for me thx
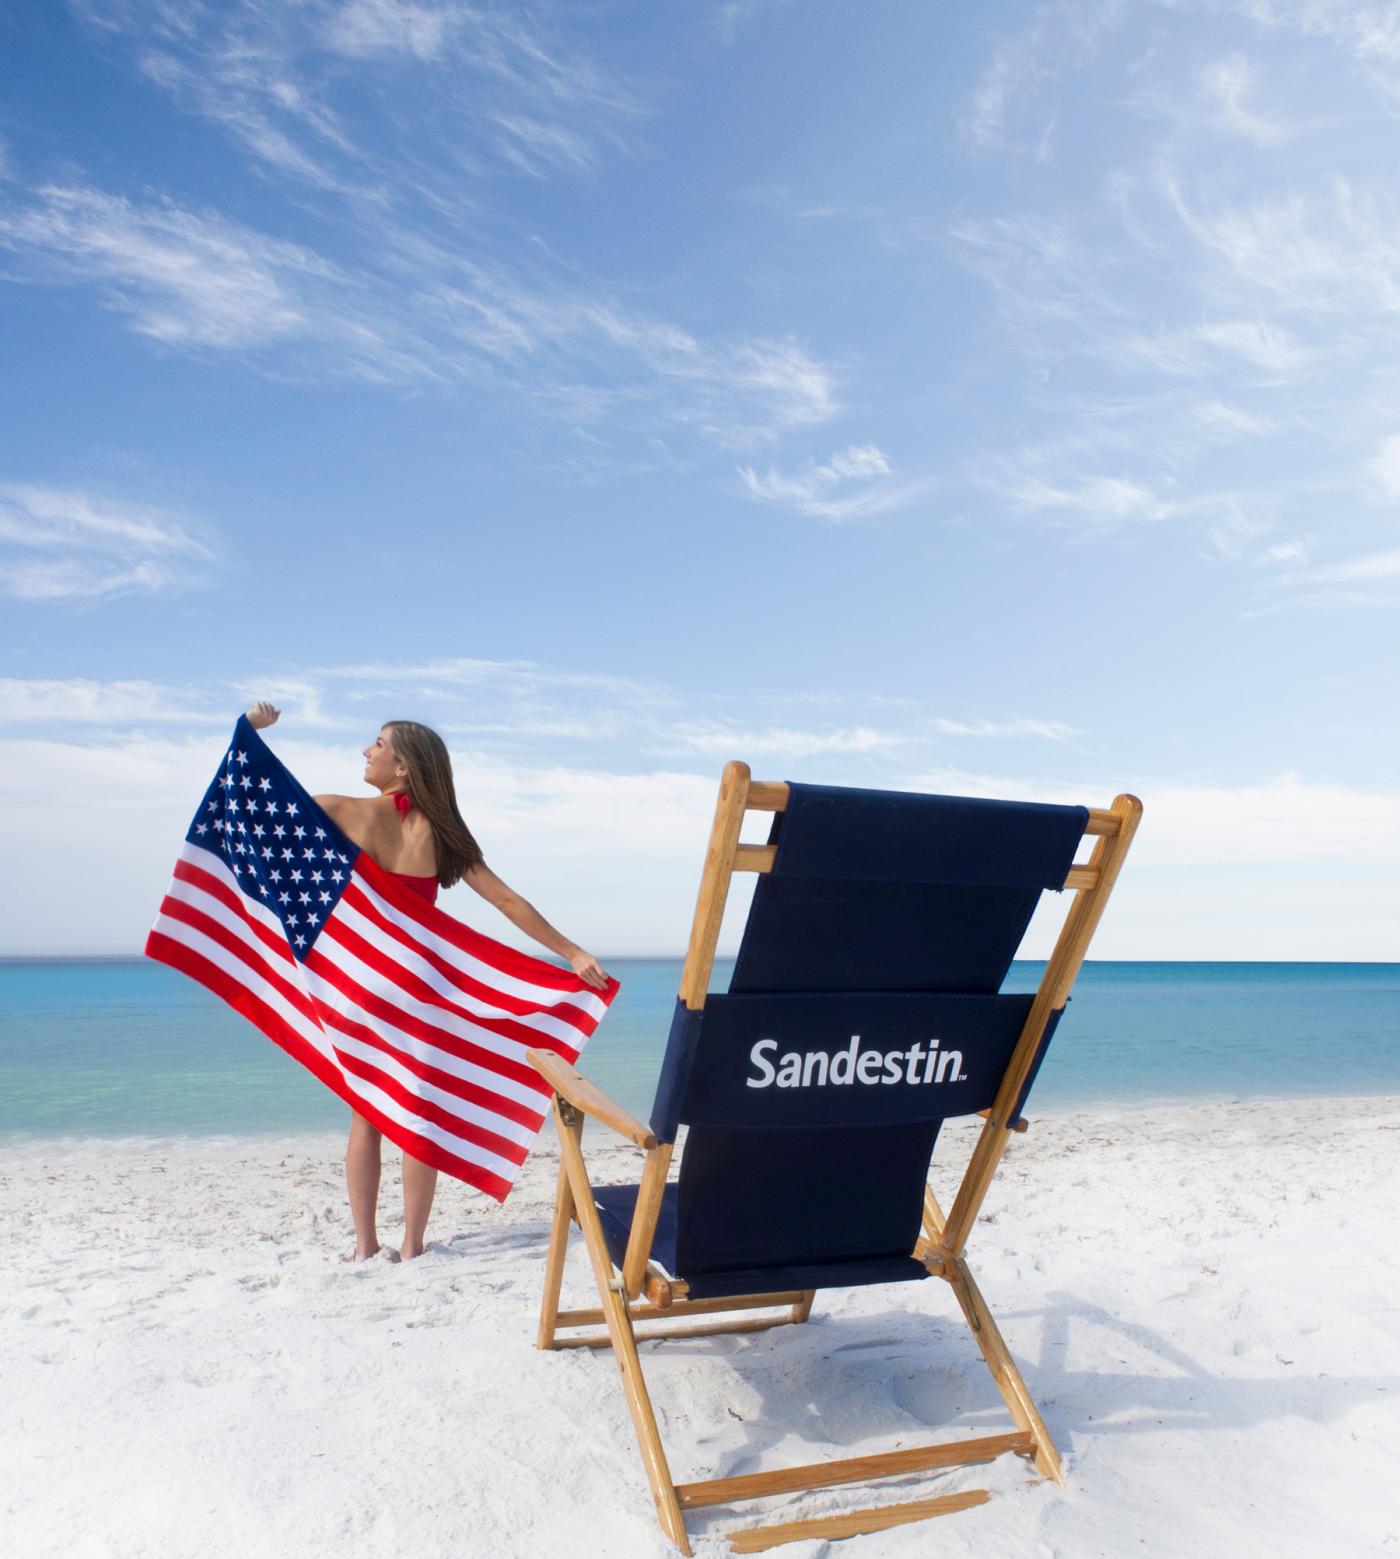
[556,1099,692,1553]
[536,1145,576,1350]
[790,1290,815,1323]
[945,1258,1062,1483]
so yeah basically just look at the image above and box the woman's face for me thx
[362,726,403,792]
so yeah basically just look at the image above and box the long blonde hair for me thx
[383,720,483,887]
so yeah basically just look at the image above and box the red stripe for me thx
[340,880,597,1035]
[354,855,621,1001]
[328,1042,530,1166]
[155,893,317,1024]
[173,855,295,966]
[304,944,554,1096]
[319,913,581,1064]
[145,930,513,1202]
[316,1001,545,1135]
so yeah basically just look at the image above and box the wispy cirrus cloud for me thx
[931,717,1078,741]
[76,0,639,194]
[0,179,838,440]
[738,444,920,521]
[0,483,217,602]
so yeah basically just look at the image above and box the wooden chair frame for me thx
[527,762,1141,1553]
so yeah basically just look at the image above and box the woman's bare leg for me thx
[401,1154,438,1259]
[346,1110,384,1260]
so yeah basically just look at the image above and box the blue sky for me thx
[2,0,1397,958]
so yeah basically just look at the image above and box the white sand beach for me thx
[5,1095,1399,1558]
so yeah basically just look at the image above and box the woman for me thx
[246,700,609,1262]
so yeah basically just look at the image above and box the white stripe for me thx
[326,1026,535,1157]
[176,839,293,943]
[312,930,567,1109]
[335,891,592,1047]
[303,964,545,1138]
[162,874,295,973]
[350,871,608,1023]
[151,908,332,1061]
[330,894,588,1048]
[155,910,523,1183]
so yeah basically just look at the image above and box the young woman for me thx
[245,700,609,1262]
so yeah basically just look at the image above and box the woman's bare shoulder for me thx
[314,793,373,821]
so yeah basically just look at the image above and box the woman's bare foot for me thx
[355,1241,380,1262]
[400,1239,425,1260]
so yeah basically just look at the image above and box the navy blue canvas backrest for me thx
[651,783,1087,1284]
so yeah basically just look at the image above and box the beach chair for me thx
[527,763,1141,1553]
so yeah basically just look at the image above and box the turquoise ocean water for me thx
[0,959,1396,1140]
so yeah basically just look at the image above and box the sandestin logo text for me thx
[746,1036,967,1090]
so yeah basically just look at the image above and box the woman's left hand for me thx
[569,949,610,990]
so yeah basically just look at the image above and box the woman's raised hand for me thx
[569,949,610,991]
[246,700,282,730]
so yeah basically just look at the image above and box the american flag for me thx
[145,717,619,1202]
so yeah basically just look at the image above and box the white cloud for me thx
[491,115,595,176]
[931,718,1077,741]
[1001,472,1172,528]
[1197,55,1289,146]
[0,184,346,353]
[1368,432,1400,497]
[324,0,454,61]
[1166,174,1400,319]
[665,724,900,759]
[0,678,224,724]
[738,443,919,521]
[0,483,216,603]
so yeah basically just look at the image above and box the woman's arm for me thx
[465,862,610,990]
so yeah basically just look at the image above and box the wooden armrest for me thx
[526,1049,657,1150]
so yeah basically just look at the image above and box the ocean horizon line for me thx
[2,952,1398,967]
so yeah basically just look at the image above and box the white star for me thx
[195,823,208,836]
[319,891,331,904]
[270,870,281,883]
[232,861,242,874]
[258,883,269,896]
[227,796,239,814]
[253,824,264,838]
[287,914,299,927]
[213,819,224,832]
[286,802,299,817]
[338,853,349,864]
[206,800,218,812]
[302,847,315,861]
[219,775,231,790]
[299,892,310,904]
[247,799,259,814]
[295,934,306,949]
[331,870,344,883]
[235,750,248,765]
[273,824,285,839]
[239,774,252,790]
[279,892,290,905]
[307,913,319,926]
[237,821,247,835]
[314,827,326,840]
[262,847,273,860]
[266,800,279,815]
[258,776,271,792]
[282,847,293,861]
[310,870,323,884]
[294,824,306,840]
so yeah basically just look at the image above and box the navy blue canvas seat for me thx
[527,765,1141,1555]
[590,784,1084,1301]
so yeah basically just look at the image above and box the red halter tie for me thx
[390,791,413,818]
